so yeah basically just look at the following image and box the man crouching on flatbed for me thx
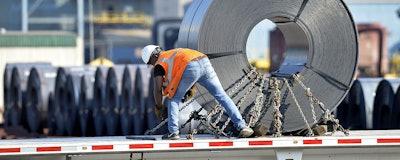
[141,45,254,140]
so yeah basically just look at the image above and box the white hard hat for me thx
[141,45,160,64]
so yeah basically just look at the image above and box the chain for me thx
[306,88,318,124]
[186,108,230,139]
[248,75,267,127]
[220,117,231,133]
[184,108,208,139]
[186,116,193,139]
[291,74,348,136]
[144,118,168,135]
[207,106,229,137]
[270,78,283,137]
[326,112,350,136]
[292,74,317,124]
[207,104,222,119]
[144,98,196,135]
[237,73,260,110]
[200,67,257,137]
[212,108,224,127]
[227,68,256,96]
[284,78,314,136]
[201,118,228,138]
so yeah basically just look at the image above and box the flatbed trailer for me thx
[0,130,400,160]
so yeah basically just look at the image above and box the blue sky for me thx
[246,19,275,60]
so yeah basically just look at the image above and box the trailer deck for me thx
[0,130,400,160]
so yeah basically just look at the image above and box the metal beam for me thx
[77,0,84,38]
[28,17,75,24]
[89,0,95,61]
[22,0,28,32]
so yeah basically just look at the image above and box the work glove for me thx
[154,104,164,120]
[182,85,196,103]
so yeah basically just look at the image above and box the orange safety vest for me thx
[155,48,204,98]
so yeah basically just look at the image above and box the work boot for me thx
[162,133,180,140]
[239,126,254,138]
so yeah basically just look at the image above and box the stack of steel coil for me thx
[3,64,155,136]
[336,78,400,130]
[4,63,52,131]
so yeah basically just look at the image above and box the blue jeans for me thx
[168,58,246,134]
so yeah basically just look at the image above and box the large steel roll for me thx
[336,90,350,129]
[4,63,52,129]
[51,67,68,136]
[52,66,88,136]
[358,78,381,129]
[3,64,15,127]
[3,64,13,126]
[347,80,367,130]
[78,67,97,136]
[92,66,109,136]
[386,79,400,129]
[132,65,152,135]
[105,65,125,136]
[336,80,366,130]
[25,66,57,134]
[393,84,400,129]
[8,66,34,128]
[64,66,98,136]
[6,67,25,128]
[65,71,82,136]
[47,92,55,135]
[48,101,56,135]
[177,0,358,133]
[120,65,138,135]
[373,79,394,129]
[144,72,160,134]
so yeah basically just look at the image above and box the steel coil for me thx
[92,66,109,136]
[120,65,138,135]
[177,0,358,133]
[25,66,57,134]
[336,90,350,129]
[336,80,367,130]
[65,74,80,136]
[5,63,52,129]
[373,79,394,129]
[347,80,367,130]
[8,66,35,128]
[51,67,68,136]
[64,68,85,136]
[393,85,400,128]
[105,65,125,136]
[52,66,89,136]
[132,65,152,135]
[358,78,382,129]
[8,67,25,128]
[144,72,160,134]
[78,67,97,136]
[47,92,55,135]
[387,79,400,129]
[48,67,67,136]
[3,64,14,127]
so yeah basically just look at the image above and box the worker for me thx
[141,45,254,140]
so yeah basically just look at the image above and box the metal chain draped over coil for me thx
[146,70,349,138]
